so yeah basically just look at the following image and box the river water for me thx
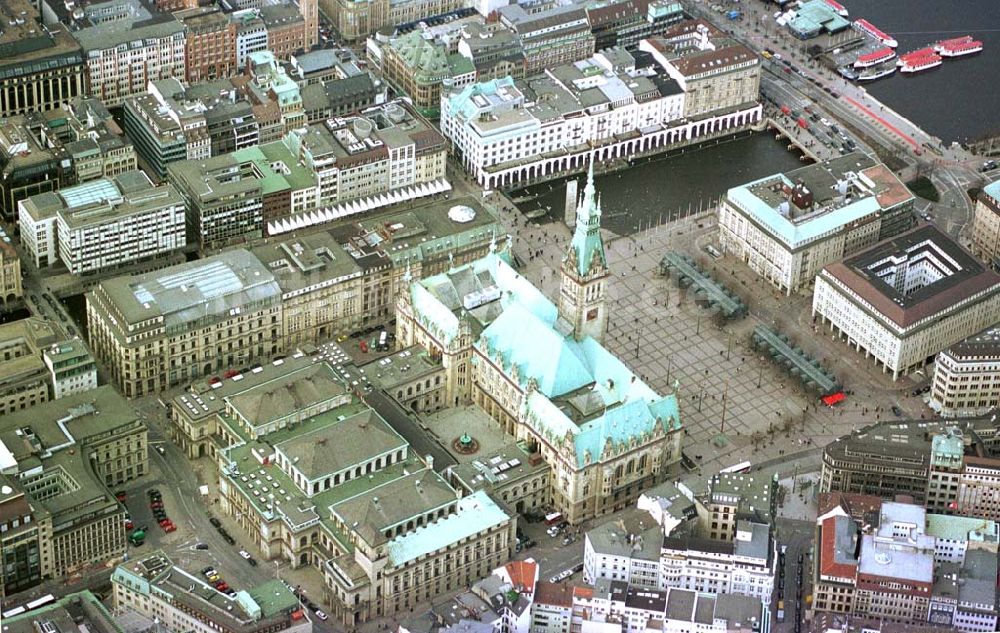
[844,0,999,144]
[513,133,805,236]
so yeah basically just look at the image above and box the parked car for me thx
[202,567,216,576]
[209,517,222,528]
[248,557,258,567]
[314,610,328,621]
[239,550,252,560]
[195,543,209,550]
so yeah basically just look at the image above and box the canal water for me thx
[843,0,999,144]
[513,132,806,236]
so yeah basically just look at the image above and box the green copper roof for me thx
[567,160,606,276]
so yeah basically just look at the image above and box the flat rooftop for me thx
[728,153,912,249]
[944,325,1000,360]
[95,250,282,330]
[822,224,1000,328]
[0,0,82,71]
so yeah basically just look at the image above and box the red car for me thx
[159,518,172,527]
[215,581,229,592]
[223,369,240,379]
[125,520,134,531]
[150,501,163,510]
[162,522,176,533]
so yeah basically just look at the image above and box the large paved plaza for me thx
[493,193,930,477]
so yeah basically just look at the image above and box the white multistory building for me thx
[928,327,1000,417]
[75,2,186,107]
[584,516,775,605]
[441,27,763,190]
[718,153,915,295]
[18,171,186,275]
[232,10,269,70]
[813,225,1000,380]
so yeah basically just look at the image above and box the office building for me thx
[260,4,307,60]
[0,0,86,116]
[819,418,1000,518]
[719,154,915,294]
[61,97,139,182]
[703,470,778,541]
[442,42,761,189]
[232,9,270,70]
[639,23,760,119]
[267,101,448,235]
[167,154,266,251]
[0,241,23,310]
[0,115,76,224]
[322,0,465,42]
[0,317,55,417]
[587,0,685,50]
[584,512,775,604]
[398,169,683,523]
[929,326,1000,418]
[579,579,766,633]
[181,8,238,83]
[88,196,500,398]
[0,477,52,597]
[379,31,476,116]
[1,590,124,631]
[813,496,1000,632]
[87,251,284,397]
[122,85,212,181]
[971,180,1000,266]
[0,387,146,587]
[43,339,98,399]
[813,225,1000,379]
[113,551,313,633]
[73,2,186,107]
[19,171,186,275]
[241,50,308,133]
[498,4,595,74]
[0,317,97,415]
[124,78,260,179]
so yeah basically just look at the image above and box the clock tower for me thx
[559,159,609,342]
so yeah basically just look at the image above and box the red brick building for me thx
[181,9,237,83]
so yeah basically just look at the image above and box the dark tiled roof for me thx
[823,225,1000,329]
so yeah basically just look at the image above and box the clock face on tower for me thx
[586,307,599,322]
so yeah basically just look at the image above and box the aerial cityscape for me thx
[0,0,997,631]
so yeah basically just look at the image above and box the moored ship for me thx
[855,47,896,68]
[898,50,942,73]
[823,0,849,17]
[854,19,898,48]
[856,62,896,81]
[935,36,983,57]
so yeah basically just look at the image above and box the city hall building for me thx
[396,165,683,524]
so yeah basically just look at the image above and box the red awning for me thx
[291,610,304,621]
[797,118,808,128]
[821,392,846,406]
[780,105,791,115]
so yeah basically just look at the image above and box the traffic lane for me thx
[774,519,815,632]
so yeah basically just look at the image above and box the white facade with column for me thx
[440,48,762,190]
